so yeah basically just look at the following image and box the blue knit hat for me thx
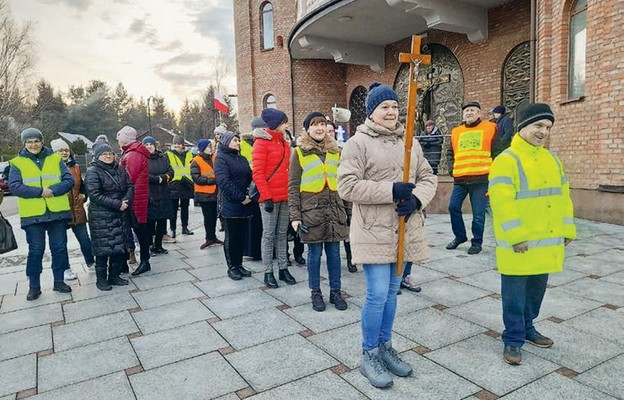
[196,138,211,152]
[142,136,157,146]
[219,131,238,148]
[261,108,288,130]
[366,83,398,116]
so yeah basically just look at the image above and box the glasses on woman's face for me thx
[25,139,42,145]
[100,152,115,157]
[56,149,70,153]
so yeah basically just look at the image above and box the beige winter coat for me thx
[337,119,438,265]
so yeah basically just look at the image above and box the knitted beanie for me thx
[219,131,238,147]
[116,126,137,143]
[142,136,157,146]
[425,120,435,127]
[251,116,267,130]
[303,111,326,131]
[93,142,113,160]
[214,124,227,135]
[172,135,185,145]
[196,139,211,153]
[261,108,288,130]
[462,101,481,110]
[366,83,398,116]
[20,128,43,143]
[492,105,506,114]
[50,138,69,151]
[516,103,555,131]
[95,134,109,144]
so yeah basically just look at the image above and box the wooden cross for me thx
[396,35,431,276]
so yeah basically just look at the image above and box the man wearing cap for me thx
[489,103,575,365]
[445,102,498,255]
[9,128,75,300]
[491,105,514,158]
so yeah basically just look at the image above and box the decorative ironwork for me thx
[502,42,531,117]
[348,86,368,136]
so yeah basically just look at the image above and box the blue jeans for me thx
[307,242,341,290]
[71,223,94,265]
[24,220,69,287]
[361,263,403,351]
[448,182,488,246]
[402,262,413,279]
[501,274,549,347]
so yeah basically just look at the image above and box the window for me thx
[261,2,274,50]
[263,94,277,109]
[568,0,587,98]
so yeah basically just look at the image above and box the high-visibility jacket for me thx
[11,153,70,218]
[488,134,576,275]
[295,147,339,193]
[167,151,192,181]
[451,120,497,177]
[192,154,217,194]
[240,140,253,169]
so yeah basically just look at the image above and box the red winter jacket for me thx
[252,128,290,203]
[120,141,150,224]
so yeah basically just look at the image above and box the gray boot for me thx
[379,341,413,377]
[360,348,393,388]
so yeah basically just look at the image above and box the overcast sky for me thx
[8,0,237,111]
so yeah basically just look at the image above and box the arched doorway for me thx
[502,42,531,119]
[348,85,367,136]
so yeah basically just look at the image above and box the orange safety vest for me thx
[192,155,217,194]
[451,120,497,177]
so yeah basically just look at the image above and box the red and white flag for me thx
[214,91,229,114]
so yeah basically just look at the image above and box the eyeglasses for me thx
[25,139,42,145]
[99,152,115,157]
[56,149,70,153]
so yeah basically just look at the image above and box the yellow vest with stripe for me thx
[295,147,340,193]
[167,151,192,181]
[488,134,576,276]
[451,120,496,177]
[240,140,253,169]
[10,153,71,218]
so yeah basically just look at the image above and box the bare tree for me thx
[209,53,230,95]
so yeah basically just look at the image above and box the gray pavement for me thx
[0,205,623,399]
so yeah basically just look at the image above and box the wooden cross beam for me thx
[396,35,431,277]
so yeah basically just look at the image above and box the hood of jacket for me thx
[252,127,272,141]
[296,130,340,154]
[357,118,405,139]
[122,141,151,158]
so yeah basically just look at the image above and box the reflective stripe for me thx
[516,187,562,199]
[41,174,61,180]
[301,174,326,185]
[22,177,40,184]
[497,237,564,248]
[501,219,522,231]
[564,217,574,224]
[562,176,569,184]
[501,150,528,191]
[489,176,513,188]
[305,158,324,170]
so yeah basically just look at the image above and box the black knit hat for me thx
[516,103,555,131]
[303,111,325,131]
[462,101,481,110]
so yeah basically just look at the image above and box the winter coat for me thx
[85,160,135,257]
[147,150,174,221]
[337,119,438,265]
[191,153,218,203]
[492,114,515,158]
[251,127,290,203]
[215,144,254,218]
[120,141,150,224]
[418,127,443,168]
[65,157,88,225]
[289,131,349,243]
[168,150,195,199]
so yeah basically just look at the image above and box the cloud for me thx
[36,0,93,11]
[191,3,235,57]
[153,53,209,93]
[164,53,205,66]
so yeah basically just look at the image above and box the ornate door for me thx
[502,42,531,118]
[348,86,368,136]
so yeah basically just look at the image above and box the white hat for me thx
[50,138,69,152]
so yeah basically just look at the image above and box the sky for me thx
[7,0,237,112]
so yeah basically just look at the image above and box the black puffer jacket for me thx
[147,151,174,220]
[215,144,253,218]
[168,150,195,199]
[85,160,135,257]
[190,153,218,203]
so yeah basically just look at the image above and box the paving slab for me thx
[500,372,617,400]
[425,334,559,396]
[347,292,435,316]
[562,307,624,345]
[601,270,624,285]
[213,308,305,349]
[565,253,623,276]
[342,351,480,400]
[202,289,282,320]
[131,321,228,370]
[537,287,604,321]
[130,352,247,400]
[132,299,214,334]
[260,281,320,307]
[419,278,492,307]
[547,268,588,286]
[283,301,361,333]
[53,311,138,352]
[558,278,624,307]
[0,354,36,397]
[0,325,51,362]
[0,303,63,334]
[30,372,135,400]
[248,369,367,400]
[38,337,138,393]
[131,281,204,310]
[226,334,337,392]
[129,269,196,291]
[63,292,138,323]
[425,254,494,277]
[0,288,71,314]
[446,296,504,331]
[457,269,502,294]
[69,282,137,302]
[195,275,263,298]
[575,354,624,399]
[186,265,228,281]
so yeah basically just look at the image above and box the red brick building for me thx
[233,0,623,224]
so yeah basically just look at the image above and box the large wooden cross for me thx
[396,35,431,276]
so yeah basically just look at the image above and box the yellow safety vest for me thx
[240,140,253,169]
[296,147,340,193]
[167,151,192,181]
[10,153,71,218]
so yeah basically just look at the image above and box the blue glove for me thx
[395,196,421,222]
[392,182,415,201]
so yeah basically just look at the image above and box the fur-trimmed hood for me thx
[252,127,273,141]
[296,130,340,154]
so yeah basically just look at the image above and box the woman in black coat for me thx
[214,131,254,281]
[143,137,174,255]
[86,143,135,291]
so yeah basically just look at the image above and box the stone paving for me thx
[1,207,623,400]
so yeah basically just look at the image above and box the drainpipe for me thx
[529,0,536,102]
[290,56,296,131]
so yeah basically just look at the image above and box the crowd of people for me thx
[6,81,575,388]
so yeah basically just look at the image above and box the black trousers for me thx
[170,198,190,231]
[133,223,151,262]
[223,218,248,269]
[287,223,304,259]
[148,219,167,249]
[244,203,263,259]
[199,201,218,241]
[95,254,126,275]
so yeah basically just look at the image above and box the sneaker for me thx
[162,234,176,243]
[400,275,421,293]
[378,341,413,377]
[503,345,522,365]
[467,244,482,255]
[526,331,554,348]
[311,289,326,312]
[360,348,393,388]
[329,289,348,310]
[446,238,467,250]
[64,269,77,280]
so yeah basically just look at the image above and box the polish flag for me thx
[214,91,229,114]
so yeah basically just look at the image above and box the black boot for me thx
[344,241,357,273]
[109,263,129,286]
[182,227,194,235]
[278,269,297,285]
[236,266,252,277]
[311,289,325,312]
[131,261,151,276]
[95,265,112,291]
[227,266,243,281]
[53,281,72,293]
[120,259,129,274]
[264,272,279,288]
[26,287,41,301]
[330,289,348,310]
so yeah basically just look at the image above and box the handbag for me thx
[248,145,286,202]
[0,211,18,254]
